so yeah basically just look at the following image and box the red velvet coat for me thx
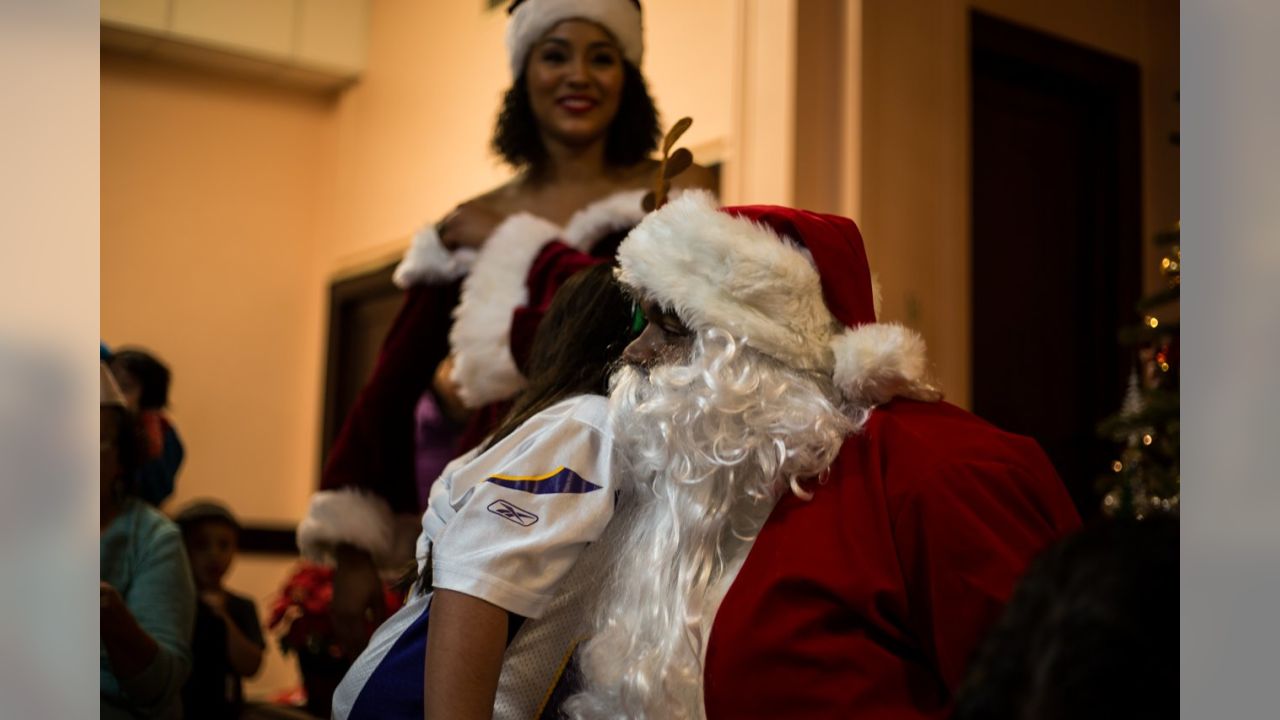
[704,399,1081,718]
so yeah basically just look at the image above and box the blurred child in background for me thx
[175,501,264,718]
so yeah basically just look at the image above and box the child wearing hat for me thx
[174,501,264,718]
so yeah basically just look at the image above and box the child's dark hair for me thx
[485,262,636,450]
[952,516,1178,720]
[174,500,242,538]
[110,348,172,410]
[492,61,660,171]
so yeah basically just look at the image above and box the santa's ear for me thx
[830,323,942,406]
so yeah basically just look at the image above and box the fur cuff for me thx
[449,213,562,408]
[393,224,478,289]
[297,489,395,565]
[561,188,648,251]
[830,323,941,406]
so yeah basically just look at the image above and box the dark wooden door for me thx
[321,262,402,464]
[971,12,1141,516]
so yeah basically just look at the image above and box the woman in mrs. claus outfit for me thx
[296,0,714,658]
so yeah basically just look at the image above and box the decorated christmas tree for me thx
[1097,227,1180,518]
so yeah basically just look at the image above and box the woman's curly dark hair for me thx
[493,60,660,171]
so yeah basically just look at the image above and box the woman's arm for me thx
[101,522,196,712]
[423,588,510,720]
[100,582,160,678]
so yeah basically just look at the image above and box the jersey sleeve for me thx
[429,402,614,619]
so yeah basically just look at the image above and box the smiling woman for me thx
[296,0,717,707]
[494,19,658,171]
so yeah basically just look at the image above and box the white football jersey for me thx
[333,394,616,720]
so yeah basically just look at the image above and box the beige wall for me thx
[102,54,331,524]
[101,53,334,696]
[859,0,1180,408]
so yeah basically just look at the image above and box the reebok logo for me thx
[487,499,539,527]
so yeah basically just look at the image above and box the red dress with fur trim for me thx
[703,399,1081,719]
[299,191,644,565]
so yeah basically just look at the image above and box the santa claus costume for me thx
[567,191,1083,719]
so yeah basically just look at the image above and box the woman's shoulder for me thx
[123,498,181,538]
[459,179,523,217]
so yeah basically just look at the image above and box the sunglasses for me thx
[630,303,647,335]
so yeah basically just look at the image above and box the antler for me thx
[643,117,694,212]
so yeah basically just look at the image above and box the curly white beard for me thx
[566,328,860,719]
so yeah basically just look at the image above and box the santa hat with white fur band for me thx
[505,0,644,78]
[616,191,941,407]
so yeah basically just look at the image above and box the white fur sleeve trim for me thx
[392,224,478,289]
[449,213,563,408]
[296,489,395,565]
[830,323,941,406]
[561,188,648,252]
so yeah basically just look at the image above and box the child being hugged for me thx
[323,263,639,720]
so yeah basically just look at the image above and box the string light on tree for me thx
[1097,224,1180,518]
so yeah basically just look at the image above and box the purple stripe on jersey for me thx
[485,467,602,495]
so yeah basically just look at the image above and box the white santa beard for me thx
[567,329,856,720]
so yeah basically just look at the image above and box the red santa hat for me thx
[616,191,940,407]
[505,0,644,78]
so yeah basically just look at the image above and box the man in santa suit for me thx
[567,191,1082,719]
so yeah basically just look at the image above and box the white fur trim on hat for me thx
[297,488,395,564]
[506,0,643,77]
[618,191,837,372]
[448,190,648,408]
[618,190,938,407]
[393,224,478,288]
[561,187,647,250]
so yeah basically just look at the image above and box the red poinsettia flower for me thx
[268,561,404,657]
